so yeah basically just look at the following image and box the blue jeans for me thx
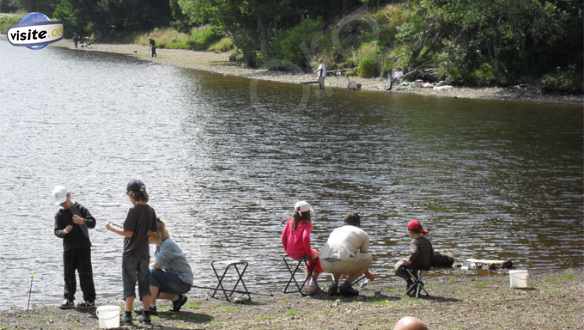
[149,269,191,295]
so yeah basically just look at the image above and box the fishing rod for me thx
[26,272,34,310]
[191,284,274,297]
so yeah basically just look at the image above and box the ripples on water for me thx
[0,41,582,309]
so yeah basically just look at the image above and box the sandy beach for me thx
[45,38,583,106]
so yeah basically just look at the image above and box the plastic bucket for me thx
[96,305,120,329]
[509,270,529,288]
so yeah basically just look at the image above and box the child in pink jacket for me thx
[281,201,322,293]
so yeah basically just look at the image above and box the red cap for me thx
[407,218,428,235]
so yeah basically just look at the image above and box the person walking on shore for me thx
[52,185,96,310]
[106,180,158,325]
[149,38,157,58]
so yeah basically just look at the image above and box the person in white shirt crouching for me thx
[320,213,376,297]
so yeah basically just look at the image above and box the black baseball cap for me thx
[127,179,146,193]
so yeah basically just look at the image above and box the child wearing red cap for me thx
[394,219,434,294]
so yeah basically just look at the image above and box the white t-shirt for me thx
[320,225,369,261]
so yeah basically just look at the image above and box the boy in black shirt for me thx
[106,179,158,325]
[52,186,96,309]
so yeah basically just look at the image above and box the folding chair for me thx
[406,269,429,298]
[282,256,315,296]
[210,260,251,302]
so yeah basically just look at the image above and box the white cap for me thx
[294,201,313,214]
[52,185,68,206]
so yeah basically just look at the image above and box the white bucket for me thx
[509,269,529,288]
[96,305,120,329]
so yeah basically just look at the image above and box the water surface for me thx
[0,41,582,309]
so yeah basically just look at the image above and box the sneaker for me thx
[339,284,359,297]
[76,301,95,309]
[172,295,188,312]
[59,300,74,310]
[121,312,133,325]
[327,284,339,296]
[138,311,151,325]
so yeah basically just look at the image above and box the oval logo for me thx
[7,12,64,50]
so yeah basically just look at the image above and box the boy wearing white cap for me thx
[52,185,96,310]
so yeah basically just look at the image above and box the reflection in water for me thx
[0,41,582,309]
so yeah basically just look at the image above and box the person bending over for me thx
[320,213,376,297]
[148,219,193,313]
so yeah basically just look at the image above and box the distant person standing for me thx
[316,63,327,89]
[149,38,157,58]
[106,180,158,325]
[72,32,80,49]
[52,186,96,310]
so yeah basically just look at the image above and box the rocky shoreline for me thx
[17,38,576,106]
[0,269,582,329]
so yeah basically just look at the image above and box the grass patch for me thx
[220,305,240,313]
[286,308,299,317]
[545,271,577,285]
[135,26,222,50]
[208,36,234,53]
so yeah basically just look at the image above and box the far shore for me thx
[0,268,582,329]
[1,34,580,106]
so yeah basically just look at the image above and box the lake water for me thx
[0,40,582,310]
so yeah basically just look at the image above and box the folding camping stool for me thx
[210,260,251,302]
[282,256,314,296]
[406,269,429,298]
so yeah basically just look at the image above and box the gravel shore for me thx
[1,269,582,329]
[46,39,583,106]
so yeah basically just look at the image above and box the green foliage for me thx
[189,25,221,50]
[135,28,191,49]
[355,41,381,78]
[52,0,79,37]
[394,0,583,87]
[272,18,323,70]
[208,36,234,53]
[541,67,583,94]
[469,63,496,86]
[0,13,20,34]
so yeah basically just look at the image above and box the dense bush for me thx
[355,42,381,78]
[134,26,222,50]
[541,67,583,94]
[189,25,221,50]
[272,19,323,71]
[135,28,190,49]
[0,13,20,34]
[208,36,233,53]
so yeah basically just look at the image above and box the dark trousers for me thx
[395,265,417,285]
[63,248,96,302]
